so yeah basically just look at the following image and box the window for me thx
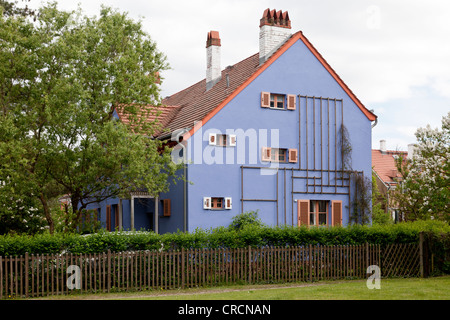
[203,197,232,210]
[270,94,285,109]
[271,148,287,162]
[261,92,296,110]
[211,197,223,209]
[163,199,171,217]
[298,200,341,227]
[262,147,298,163]
[209,133,236,146]
[310,200,328,226]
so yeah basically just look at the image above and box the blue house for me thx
[90,9,377,233]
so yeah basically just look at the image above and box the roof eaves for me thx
[297,32,377,122]
[179,30,376,141]
[181,32,303,141]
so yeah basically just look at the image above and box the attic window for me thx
[209,133,237,146]
[270,94,285,109]
[271,148,287,162]
[261,92,296,110]
[261,147,298,163]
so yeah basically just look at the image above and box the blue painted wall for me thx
[89,37,373,234]
[184,38,372,231]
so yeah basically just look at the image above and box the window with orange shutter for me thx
[163,199,171,217]
[261,92,296,110]
[288,149,298,163]
[332,201,342,226]
[209,133,237,147]
[287,94,296,110]
[297,200,310,227]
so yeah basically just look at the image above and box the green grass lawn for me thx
[37,276,450,300]
[132,276,450,300]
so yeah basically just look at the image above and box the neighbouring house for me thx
[86,8,377,233]
[372,140,416,222]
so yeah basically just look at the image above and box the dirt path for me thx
[32,280,356,300]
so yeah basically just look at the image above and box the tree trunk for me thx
[39,193,54,234]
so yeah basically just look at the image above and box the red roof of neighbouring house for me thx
[372,149,408,184]
[115,104,181,136]
[116,30,377,139]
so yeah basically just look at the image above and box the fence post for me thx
[25,252,29,298]
[309,244,312,282]
[365,242,369,269]
[107,250,111,293]
[419,232,424,278]
[181,248,185,289]
[248,245,252,284]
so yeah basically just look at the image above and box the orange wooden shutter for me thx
[163,199,171,217]
[203,197,211,209]
[106,205,111,231]
[225,197,232,209]
[332,201,342,226]
[288,148,298,163]
[209,133,217,145]
[261,92,270,108]
[261,147,272,162]
[297,200,310,227]
[229,134,236,146]
[287,94,296,110]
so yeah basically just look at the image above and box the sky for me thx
[24,0,450,151]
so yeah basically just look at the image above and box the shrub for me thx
[0,220,449,256]
[228,211,264,231]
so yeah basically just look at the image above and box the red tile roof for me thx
[372,149,407,184]
[162,52,260,135]
[116,104,181,136]
[116,30,377,139]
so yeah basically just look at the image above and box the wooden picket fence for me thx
[0,242,421,299]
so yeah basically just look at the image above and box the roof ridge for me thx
[163,52,259,105]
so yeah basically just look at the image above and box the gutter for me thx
[370,109,378,128]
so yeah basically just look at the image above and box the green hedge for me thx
[0,220,449,256]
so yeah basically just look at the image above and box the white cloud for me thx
[23,0,450,151]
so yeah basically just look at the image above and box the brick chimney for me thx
[206,31,221,91]
[259,9,292,65]
[380,140,386,153]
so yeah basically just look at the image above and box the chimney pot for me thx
[259,8,292,65]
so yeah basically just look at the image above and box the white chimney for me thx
[206,31,221,91]
[380,140,386,153]
[259,9,292,65]
[407,144,416,160]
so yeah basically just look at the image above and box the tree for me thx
[0,2,179,234]
[371,171,392,225]
[0,0,37,17]
[395,112,450,223]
